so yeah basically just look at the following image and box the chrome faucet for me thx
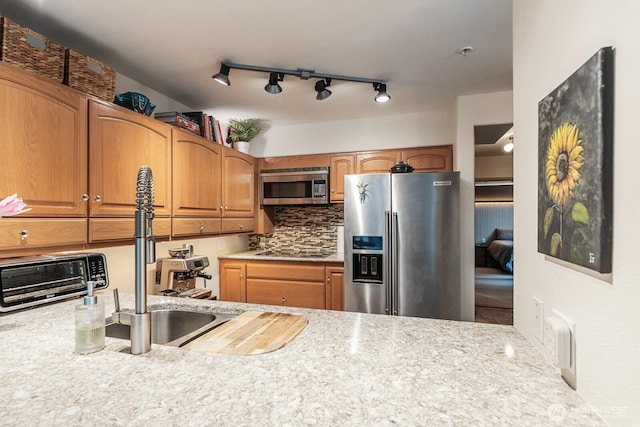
[111,165,156,354]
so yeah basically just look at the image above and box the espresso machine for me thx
[155,244,212,298]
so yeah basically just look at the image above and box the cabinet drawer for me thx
[221,218,254,233]
[0,218,87,249]
[246,262,325,281]
[172,218,221,237]
[246,279,325,309]
[89,217,171,242]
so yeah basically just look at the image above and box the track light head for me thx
[315,78,332,101]
[373,83,390,103]
[212,63,231,86]
[265,72,283,94]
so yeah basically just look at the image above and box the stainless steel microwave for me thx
[0,253,108,312]
[260,167,329,205]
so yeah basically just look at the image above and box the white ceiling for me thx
[0,0,513,125]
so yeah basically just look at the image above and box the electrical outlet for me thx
[552,309,576,389]
[533,297,544,342]
[544,317,570,368]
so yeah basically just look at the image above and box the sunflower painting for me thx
[538,47,614,273]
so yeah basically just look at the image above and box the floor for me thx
[475,306,513,325]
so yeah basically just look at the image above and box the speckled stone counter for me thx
[218,249,344,263]
[0,293,603,426]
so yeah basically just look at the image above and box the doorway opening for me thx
[474,123,514,325]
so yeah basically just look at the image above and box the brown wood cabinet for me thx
[402,146,453,172]
[222,148,255,221]
[356,150,402,174]
[329,154,355,203]
[89,100,172,218]
[219,259,344,311]
[172,129,222,218]
[326,263,345,311]
[0,61,88,218]
[219,260,247,302]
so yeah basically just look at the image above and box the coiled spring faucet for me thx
[112,165,156,354]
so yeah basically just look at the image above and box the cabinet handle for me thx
[240,273,244,278]
[94,195,102,202]
[331,188,335,193]
[199,224,204,232]
[281,297,286,304]
[219,205,224,210]
[81,194,89,201]
[327,276,330,282]
[19,229,29,240]
[224,205,228,210]
[239,224,243,230]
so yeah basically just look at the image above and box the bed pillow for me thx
[487,239,514,273]
[495,228,514,241]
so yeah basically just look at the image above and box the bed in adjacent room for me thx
[475,229,514,309]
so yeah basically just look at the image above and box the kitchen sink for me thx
[105,308,235,347]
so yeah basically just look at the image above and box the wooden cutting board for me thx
[184,311,308,355]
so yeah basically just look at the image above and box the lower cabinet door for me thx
[246,279,326,309]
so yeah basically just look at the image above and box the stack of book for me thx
[154,111,224,144]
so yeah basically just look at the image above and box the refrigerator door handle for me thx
[384,210,392,315]
[392,211,399,315]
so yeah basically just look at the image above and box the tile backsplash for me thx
[249,205,344,254]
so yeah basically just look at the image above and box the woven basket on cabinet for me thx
[64,49,116,101]
[0,17,65,82]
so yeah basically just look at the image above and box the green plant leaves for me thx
[544,207,555,238]
[550,233,562,256]
[571,201,590,226]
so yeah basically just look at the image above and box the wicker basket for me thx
[64,49,116,101]
[0,17,65,82]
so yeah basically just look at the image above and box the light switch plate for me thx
[533,297,544,342]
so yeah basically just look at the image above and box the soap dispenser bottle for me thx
[75,280,105,354]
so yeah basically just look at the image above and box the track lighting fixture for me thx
[213,61,390,103]
[264,72,283,94]
[373,83,391,103]
[315,78,332,101]
[212,64,231,86]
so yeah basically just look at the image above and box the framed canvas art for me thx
[537,47,614,273]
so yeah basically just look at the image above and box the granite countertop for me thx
[0,293,603,426]
[218,249,344,263]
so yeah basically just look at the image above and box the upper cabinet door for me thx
[356,150,402,174]
[89,100,172,217]
[402,146,453,172]
[0,63,88,217]
[172,129,222,217]
[222,147,255,218]
[329,154,355,203]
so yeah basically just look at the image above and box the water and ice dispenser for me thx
[351,236,383,284]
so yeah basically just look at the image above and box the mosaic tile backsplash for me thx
[249,205,344,255]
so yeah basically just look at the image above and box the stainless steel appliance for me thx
[154,245,210,294]
[344,172,460,320]
[260,167,329,205]
[0,253,108,312]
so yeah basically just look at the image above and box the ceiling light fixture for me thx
[315,78,332,101]
[212,63,231,86]
[373,83,391,103]
[265,72,283,94]
[213,61,390,103]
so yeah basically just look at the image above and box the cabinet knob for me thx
[224,205,228,210]
[240,273,244,278]
[331,188,335,193]
[281,297,286,304]
[94,195,102,202]
[219,205,224,210]
[19,229,29,240]
[199,224,204,232]
[81,194,89,201]
[239,224,243,230]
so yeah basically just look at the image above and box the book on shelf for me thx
[154,111,200,135]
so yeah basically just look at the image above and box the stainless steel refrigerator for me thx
[343,171,460,320]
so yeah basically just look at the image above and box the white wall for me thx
[455,91,514,321]
[475,155,513,179]
[513,1,640,425]
[226,109,456,157]
[116,73,192,114]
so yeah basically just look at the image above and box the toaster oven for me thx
[0,253,108,312]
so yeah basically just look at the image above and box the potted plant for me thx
[227,118,263,153]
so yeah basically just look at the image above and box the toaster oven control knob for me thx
[94,195,102,202]
[19,229,29,240]
[81,194,89,201]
